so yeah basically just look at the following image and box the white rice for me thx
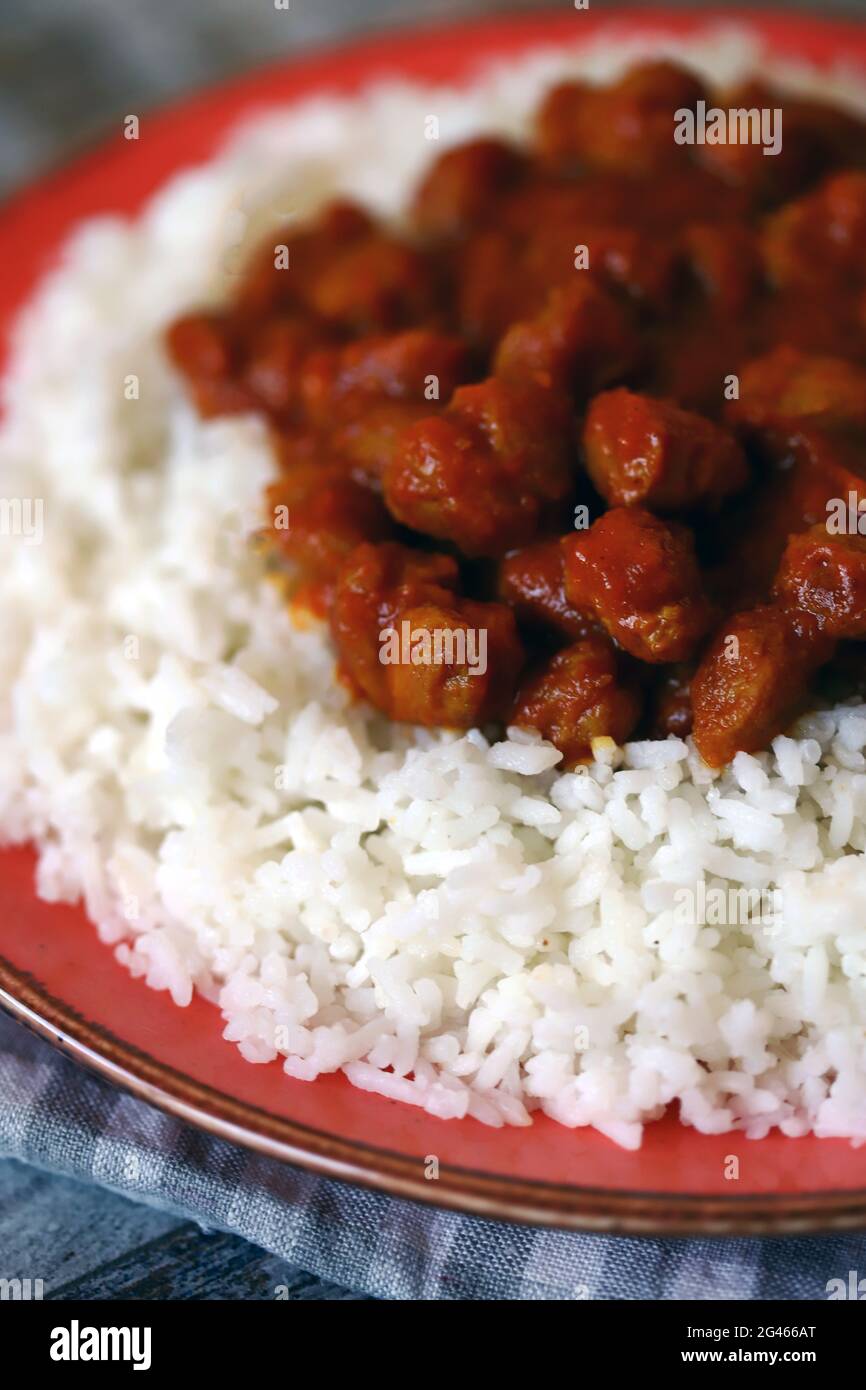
[3,26,866,1150]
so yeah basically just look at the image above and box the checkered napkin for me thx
[2,1010,864,1300]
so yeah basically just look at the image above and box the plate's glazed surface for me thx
[2,9,866,1234]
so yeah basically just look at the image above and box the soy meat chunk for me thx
[383,378,574,557]
[265,465,394,596]
[695,84,826,205]
[277,406,431,495]
[494,281,642,399]
[579,161,752,231]
[331,401,439,488]
[166,311,231,379]
[411,137,528,239]
[330,541,523,725]
[759,290,866,364]
[583,389,748,511]
[299,330,473,484]
[762,172,866,292]
[456,183,680,344]
[330,542,460,709]
[582,226,681,310]
[491,166,682,303]
[511,634,641,767]
[792,99,866,171]
[562,508,713,663]
[534,62,705,176]
[301,330,472,427]
[728,347,866,432]
[600,233,680,310]
[165,312,257,417]
[382,599,524,727]
[166,312,326,421]
[497,176,636,240]
[691,604,833,767]
[240,318,324,417]
[709,425,866,609]
[681,223,764,315]
[236,199,374,315]
[456,227,541,348]
[534,80,594,174]
[521,220,681,312]
[774,526,866,638]
[306,233,441,333]
[498,539,601,641]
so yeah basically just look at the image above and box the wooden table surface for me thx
[0,1159,372,1299]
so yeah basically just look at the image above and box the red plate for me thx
[2,9,866,1235]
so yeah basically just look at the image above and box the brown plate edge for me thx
[3,954,866,1237]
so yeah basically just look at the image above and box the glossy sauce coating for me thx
[511,634,642,765]
[562,508,714,664]
[167,62,866,768]
[583,388,748,511]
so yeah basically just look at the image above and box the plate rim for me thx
[4,5,866,1236]
[5,951,866,1236]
